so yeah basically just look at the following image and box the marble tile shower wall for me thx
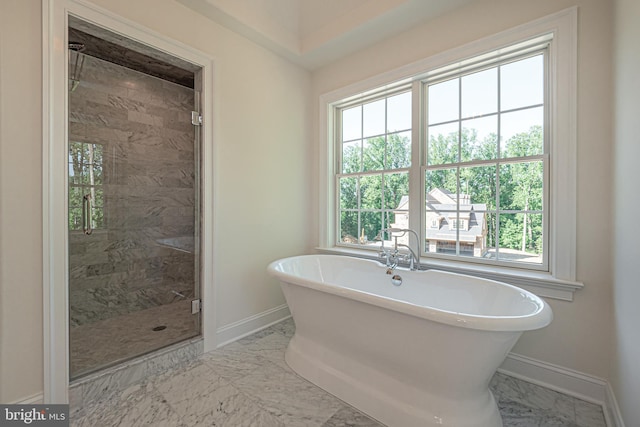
[69,54,196,327]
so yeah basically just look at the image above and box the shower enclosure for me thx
[67,18,203,379]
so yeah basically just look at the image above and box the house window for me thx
[321,9,578,289]
[334,48,547,269]
[337,91,412,245]
[69,141,104,231]
[425,53,546,266]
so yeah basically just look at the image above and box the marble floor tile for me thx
[489,372,608,427]
[322,406,383,427]
[575,398,608,427]
[71,318,608,427]
[71,383,184,427]
[232,360,344,427]
[235,330,292,370]
[267,317,296,338]
[153,361,283,426]
[498,399,543,427]
[153,361,229,419]
[200,341,268,382]
[71,299,197,378]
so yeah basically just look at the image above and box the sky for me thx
[341,54,544,152]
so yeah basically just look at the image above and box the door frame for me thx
[42,0,216,403]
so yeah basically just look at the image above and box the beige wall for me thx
[0,0,44,404]
[311,0,614,378]
[0,0,312,403]
[612,0,640,424]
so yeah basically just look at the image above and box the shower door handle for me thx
[82,193,93,235]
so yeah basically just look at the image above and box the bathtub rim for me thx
[268,254,553,332]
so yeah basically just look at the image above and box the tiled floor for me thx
[71,318,607,426]
[71,300,198,378]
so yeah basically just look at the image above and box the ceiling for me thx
[177,0,478,70]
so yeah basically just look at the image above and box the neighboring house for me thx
[392,189,487,257]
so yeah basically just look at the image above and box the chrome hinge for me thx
[191,111,202,126]
[191,299,201,314]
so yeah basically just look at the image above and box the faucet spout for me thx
[396,243,419,270]
[381,228,421,271]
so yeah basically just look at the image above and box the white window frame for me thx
[318,8,582,301]
[422,49,549,271]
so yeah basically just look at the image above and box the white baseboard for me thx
[604,383,626,427]
[499,353,625,427]
[215,304,291,347]
[9,392,44,405]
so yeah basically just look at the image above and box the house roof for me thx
[426,209,486,242]
[395,189,487,242]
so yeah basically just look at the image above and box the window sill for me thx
[315,247,583,301]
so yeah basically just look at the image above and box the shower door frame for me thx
[42,0,217,403]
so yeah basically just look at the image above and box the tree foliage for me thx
[340,133,410,242]
[340,124,544,257]
[69,141,104,230]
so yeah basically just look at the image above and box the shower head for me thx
[69,42,86,92]
[68,42,86,52]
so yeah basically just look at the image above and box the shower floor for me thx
[70,300,199,378]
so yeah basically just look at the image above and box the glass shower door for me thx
[67,49,201,379]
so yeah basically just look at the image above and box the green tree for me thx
[69,141,104,230]
[499,125,543,254]
[339,133,410,243]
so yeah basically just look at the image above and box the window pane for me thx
[461,115,498,161]
[499,161,543,211]
[428,78,459,124]
[498,213,543,264]
[426,168,457,196]
[390,208,409,232]
[361,211,383,243]
[424,211,441,253]
[384,172,409,210]
[437,214,458,254]
[92,203,104,229]
[363,136,385,172]
[387,91,411,132]
[342,140,361,173]
[360,175,383,209]
[339,177,358,209]
[483,212,497,259]
[342,106,361,141]
[93,187,104,207]
[501,55,544,111]
[501,107,543,157]
[427,122,458,165]
[461,68,497,118]
[69,186,83,230]
[69,142,104,185]
[387,131,411,169]
[363,99,385,138]
[340,211,358,244]
[91,145,104,183]
[459,165,497,210]
[69,186,83,208]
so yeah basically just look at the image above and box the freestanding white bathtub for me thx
[267,254,552,427]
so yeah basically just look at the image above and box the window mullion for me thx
[496,61,502,260]
[456,77,462,256]
[408,80,422,253]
